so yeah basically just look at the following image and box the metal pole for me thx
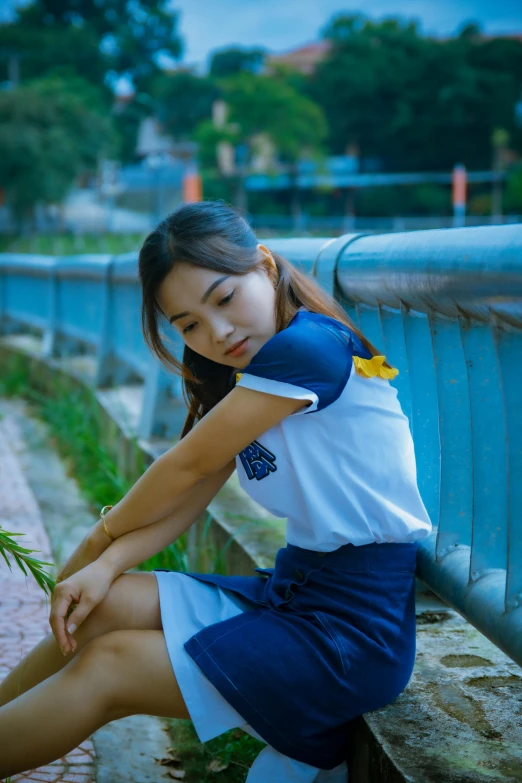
[491,129,509,224]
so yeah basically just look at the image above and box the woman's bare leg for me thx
[0,572,162,708]
[0,628,189,779]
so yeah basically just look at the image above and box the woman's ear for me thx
[257,244,278,282]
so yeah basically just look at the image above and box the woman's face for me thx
[156,244,278,369]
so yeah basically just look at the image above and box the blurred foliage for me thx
[468,192,493,216]
[0,22,109,90]
[151,70,220,140]
[308,13,522,171]
[505,163,522,211]
[0,75,117,222]
[195,122,240,171]
[195,71,327,216]
[222,72,327,164]
[209,46,267,78]
[114,90,160,163]
[3,232,145,255]
[1,4,522,219]
[0,0,183,172]
[5,0,182,94]
[356,184,452,217]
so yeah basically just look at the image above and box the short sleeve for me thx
[235,312,361,415]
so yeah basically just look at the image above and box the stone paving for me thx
[0,412,97,781]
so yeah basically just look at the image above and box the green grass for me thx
[0,227,340,259]
[163,721,265,782]
[0,232,146,256]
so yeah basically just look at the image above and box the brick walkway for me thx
[0,414,96,782]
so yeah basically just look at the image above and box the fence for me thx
[0,224,521,667]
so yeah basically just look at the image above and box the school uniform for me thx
[153,308,433,782]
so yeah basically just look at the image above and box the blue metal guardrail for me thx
[0,225,521,667]
[245,168,508,191]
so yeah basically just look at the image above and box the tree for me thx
[309,15,436,169]
[0,22,108,90]
[0,0,182,94]
[209,46,266,78]
[151,70,220,140]
[308,13,522,171]
[0,76,117,224]
[194,120,240,171]
[206,72,327,215]
[222,72,327,160]
[113,92,153,163]
[0,1,184,164]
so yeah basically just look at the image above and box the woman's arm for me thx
[97,459,236,580]
[100,386,307,540]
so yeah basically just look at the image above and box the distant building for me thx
[264,40,332,75]
[136,117,174,159]
[134,117,197,167]
[481,33,522,42]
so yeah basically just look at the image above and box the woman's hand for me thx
[50,560,114,655]
[55,521,111,583]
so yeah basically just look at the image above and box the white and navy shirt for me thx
[234,309,432,551]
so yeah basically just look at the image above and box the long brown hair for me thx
[138,200,387,439]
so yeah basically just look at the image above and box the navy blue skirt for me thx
[159,540,418,770]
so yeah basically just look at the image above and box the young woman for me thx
[0,201,432,783]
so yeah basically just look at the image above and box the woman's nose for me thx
[210,318,234,344]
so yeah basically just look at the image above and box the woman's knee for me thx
[70,630,135,719]
[72,629,183,723]
[78,628,127,663]
[86,571,163,637]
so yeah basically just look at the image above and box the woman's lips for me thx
[226,338,249,357]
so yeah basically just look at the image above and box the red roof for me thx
[265,40,332,74]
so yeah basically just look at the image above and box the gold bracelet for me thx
[100,505,116,541]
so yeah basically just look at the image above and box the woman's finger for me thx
[49,586,81,653]
[49,562,113,654]
[50,582,78,648]
[62,601,92,641]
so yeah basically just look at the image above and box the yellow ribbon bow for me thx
[353,355,399,380]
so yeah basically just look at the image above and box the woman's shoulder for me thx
[235,309,369,407]
[249,309,371,366]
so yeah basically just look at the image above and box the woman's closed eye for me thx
[219,291,235,307]
[181,291,235,334]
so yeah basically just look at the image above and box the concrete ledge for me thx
[2,336,520,782]
[347,605,522,782]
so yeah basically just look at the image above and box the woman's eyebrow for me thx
[169,276,231,323]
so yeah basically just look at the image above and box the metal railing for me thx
[0,224,521,666]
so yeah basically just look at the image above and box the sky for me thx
[2,0,521,72]
[170,0,522,69]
